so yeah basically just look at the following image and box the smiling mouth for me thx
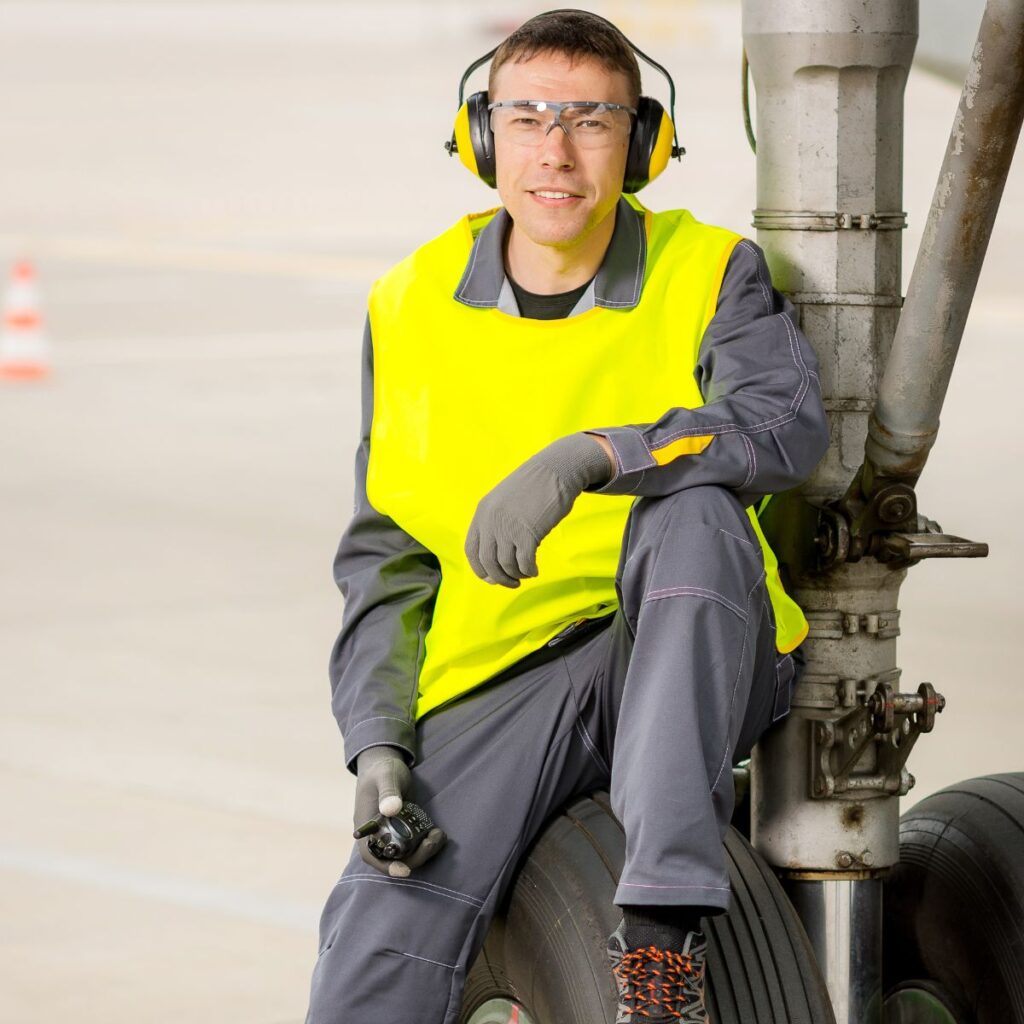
[529,189,584,204]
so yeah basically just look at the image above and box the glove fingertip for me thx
[404,831,447,870]
[358,842,393,877]
[379,794,403,817]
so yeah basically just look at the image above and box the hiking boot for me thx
[606,917,708,1023]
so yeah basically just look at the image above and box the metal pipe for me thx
[866,0,1024,482]
[786,879,883,1024]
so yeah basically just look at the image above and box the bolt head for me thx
[861,850,874,866]
[878,493,912,523]
[836,852,853,868]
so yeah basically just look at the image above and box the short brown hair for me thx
[488,10,642,106]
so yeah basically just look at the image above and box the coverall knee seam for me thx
[642,585,748,621]
[341,871,485,905]
[388,948,458,971]
[331,876,483,909]
[617,881,731,892]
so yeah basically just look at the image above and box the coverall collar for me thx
[454,195,647,315]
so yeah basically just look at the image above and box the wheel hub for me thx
[466,998,538,1024]
[883,983,963,1024]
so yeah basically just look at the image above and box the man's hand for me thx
[354,745,447,878]
[464,433,613,588]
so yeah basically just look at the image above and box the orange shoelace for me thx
[612,943,704,1019]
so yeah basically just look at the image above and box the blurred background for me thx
[0,1,1018,1020]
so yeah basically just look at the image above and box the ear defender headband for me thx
[443,9,685,194]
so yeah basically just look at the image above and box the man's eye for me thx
[511,116,542,128]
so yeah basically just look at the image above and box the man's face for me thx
[490,51,633,250]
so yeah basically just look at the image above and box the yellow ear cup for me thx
[453,102,481,179]
[647,109,676,186]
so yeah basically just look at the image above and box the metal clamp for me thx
[810,681,945,798]
[805,609,901,641]
[752,209,907,231]
[794,667,901,711]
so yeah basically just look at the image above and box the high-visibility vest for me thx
[367,198,808,721]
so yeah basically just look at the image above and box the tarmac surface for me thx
[0,2,1021,1021]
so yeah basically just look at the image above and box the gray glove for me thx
[354,744,447,878]
[465,433,612,588]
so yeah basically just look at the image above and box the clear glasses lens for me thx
[489,102,631,149]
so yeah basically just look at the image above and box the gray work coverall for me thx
[305,197,829,1022]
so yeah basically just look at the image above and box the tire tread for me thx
[463,792,836,1023]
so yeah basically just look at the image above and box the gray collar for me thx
[453,195,647,315]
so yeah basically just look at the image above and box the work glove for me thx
[465,433,613,588]
[354,744,447,878]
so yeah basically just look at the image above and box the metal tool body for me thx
[353,802,437,861]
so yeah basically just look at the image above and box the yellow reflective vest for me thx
[366,201,808,721]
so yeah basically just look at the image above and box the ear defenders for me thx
[444,9,685,194]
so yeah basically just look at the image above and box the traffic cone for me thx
[0,260,50,380]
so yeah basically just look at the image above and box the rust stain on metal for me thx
[841,803,866,830]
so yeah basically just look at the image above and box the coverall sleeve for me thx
[583,238,829,507]
[329,315,441,777]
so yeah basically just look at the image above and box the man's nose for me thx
[538,122,575,168]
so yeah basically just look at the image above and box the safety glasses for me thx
[488,100,636,149]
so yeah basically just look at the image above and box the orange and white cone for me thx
[0,260,51,380]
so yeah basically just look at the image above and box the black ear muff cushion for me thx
[624,95,666,194]
[466,91,497,188]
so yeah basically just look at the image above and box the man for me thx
[305,10,828,1024]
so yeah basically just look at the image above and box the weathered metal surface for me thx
[742,2,916,506]
[868,0,1024,482]
[787,879,884,1024]
[742,0,916,872]
[750,558,907,873]
[741,8,918,1016]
